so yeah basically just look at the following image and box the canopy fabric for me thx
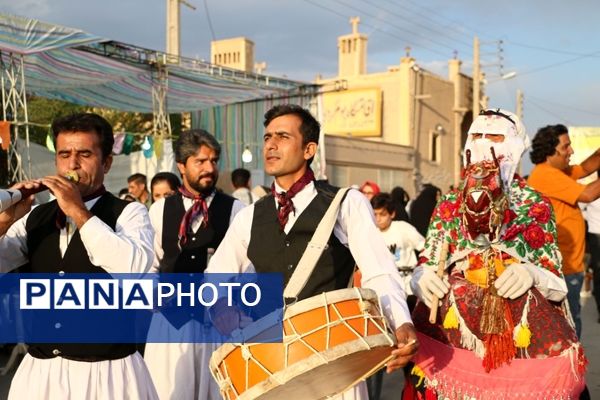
[0,13,310,112]
[0,13,102,55]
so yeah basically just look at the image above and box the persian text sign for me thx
[322,88,382,137]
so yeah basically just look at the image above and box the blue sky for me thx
[2,0,600,172]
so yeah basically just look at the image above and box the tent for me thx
[0,13,315,183]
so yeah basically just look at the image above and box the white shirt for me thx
[232,187,260,206]
[380,220,425,269]
[206,181,413,331]
[583,198,600,234]
[149,192,245,273]
[0,197,154,274]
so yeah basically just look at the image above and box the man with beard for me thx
[405,109,586,399]
[206,104,418,400]
[144,129,245,400]
[0,113,157,399]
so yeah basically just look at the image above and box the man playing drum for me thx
[407,109,587,399]
[206,104,418,399]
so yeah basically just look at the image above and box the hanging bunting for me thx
[154,136,163,159]
[0,121,10,151]
[112,132,125,154]
[45,131,55,153]
[122,133,134,155]
[142,136,154,159]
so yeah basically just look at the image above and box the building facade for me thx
[316,18,474,196]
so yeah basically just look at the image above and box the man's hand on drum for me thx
[210,298,253,336]
[387,322,419,373]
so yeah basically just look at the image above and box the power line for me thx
[381,0,479,46]
[302,0,451,58]
[359,0,472,51]
[527,98,574,125]
[518,49,600,77]
[506,40,600,57]
[328,0,466,55]
[202,0,217,41]
[527,95,600,118]
[383,0,495,41]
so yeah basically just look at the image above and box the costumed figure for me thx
[406,109,587,399]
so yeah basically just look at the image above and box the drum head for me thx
[240,334,393,400]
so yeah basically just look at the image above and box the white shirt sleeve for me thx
[79,201,154,274]
[406,222,425,251]
[149,198,166,273]
[206,204,254,274]
[0,211,31,272]
[335,189,413,330]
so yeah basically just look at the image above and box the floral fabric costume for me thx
[405,172,587,400]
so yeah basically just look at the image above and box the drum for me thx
[210,288,396,400]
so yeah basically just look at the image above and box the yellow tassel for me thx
[443,304,460,329]
[410,364,426,387]
[514,323,532,348]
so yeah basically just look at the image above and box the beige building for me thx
[211,37,255,73]
[317,17,474,196]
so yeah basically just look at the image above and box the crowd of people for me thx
[0,105,595,399]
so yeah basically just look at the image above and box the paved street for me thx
[0,298,598,399]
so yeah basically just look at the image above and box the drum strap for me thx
[283,187,350,300]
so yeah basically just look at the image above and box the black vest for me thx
[161,191,234,273]
[24,193,137,361]
[248,182,355,301]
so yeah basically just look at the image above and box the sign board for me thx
[322,88,382,137]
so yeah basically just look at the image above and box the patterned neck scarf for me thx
[178,186,210,247]
[56,185,107,229]
[271,168,315,230]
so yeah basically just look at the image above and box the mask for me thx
[461,152,508,244]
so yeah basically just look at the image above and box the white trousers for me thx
[9,351,158,400]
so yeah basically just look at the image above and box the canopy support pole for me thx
[1,51,31,184]
[151,61,171,140]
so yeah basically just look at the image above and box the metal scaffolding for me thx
[151,61,172,140]
[1,51,31,184]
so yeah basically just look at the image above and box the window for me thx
[430,131,441,163]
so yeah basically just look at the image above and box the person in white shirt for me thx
[144,129,245,400]
[206,104,418,400]
[582,188,600,322]
[0,113,157,400]
[371,193,425,305]
[231,168,259,206]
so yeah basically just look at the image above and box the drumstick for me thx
[429,240,449,324]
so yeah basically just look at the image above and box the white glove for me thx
[410,266,450,308]
[494,263,537,299]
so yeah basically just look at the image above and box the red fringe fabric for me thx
[424,387,437,400]
[482,301,516,372]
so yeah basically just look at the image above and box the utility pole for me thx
[473,36,481,116]
[516,89,523,120]
[166,0,196,62]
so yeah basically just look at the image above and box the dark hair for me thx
[529,124,569,164]
[410,184,442,237]
[51,113,114,161]
[390,186,410,222]
[371,193,395,214]
[150,172,181,192]
[127,173,147,185]
[264,104,320,145]
[175,129,221,164]
[231,168,251,188]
